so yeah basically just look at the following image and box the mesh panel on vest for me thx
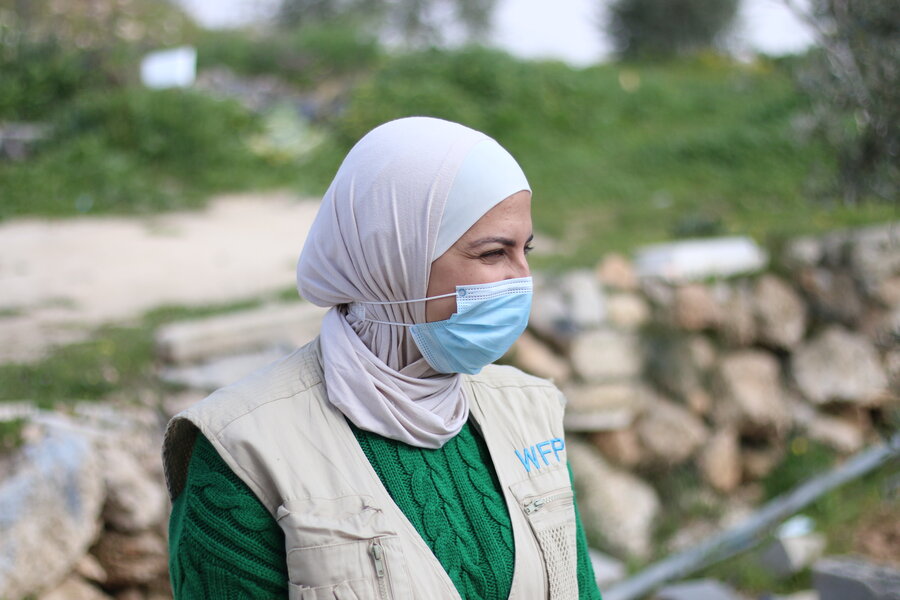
[538,519,578,600]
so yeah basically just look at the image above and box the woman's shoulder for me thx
[180,338,324,423]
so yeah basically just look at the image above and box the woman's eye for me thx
[480,249,505,259]
[524,243,535,255]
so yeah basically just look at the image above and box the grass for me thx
[2,47,895,264]
[643,434,900,595]
[307,48,899,268]
[696,458,898,595]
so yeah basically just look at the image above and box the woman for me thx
[164,117,602,599]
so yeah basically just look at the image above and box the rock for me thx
[569,328,642,382]
[75,554,108,585]
[634,236,768,283]
[654,578,741,600]
[596,253,638,291]
[799,268,865,326]
[759,532,827,578]
[99,442,168,533]
[114,589,144,600]
[792,326,889,405]
[563,383,643,432]
[762,592,819,600]
[686,335,717,371]
[155,302,327,364]
[714,350,791,436]
[716,281,757,347]
[529,285,576,347]
[161,390,206,419]
[506,330,572,383]
[819,229,853,267]
[805,414,866,453]
[587,548,627,588]
[591,428,644,467]
[674,284,721,331]
[159,347,292,392]
[867,306,900,350]
[743,445,785,481]
[606,292,650,329]
[847,222,900,302]
[886,349,900,390]
[698,427,742,493]
[567,438,660,559]
[641,277,676,310]
[561,269,606,329]
[0,415,105,599]
[875,275,900,307]
[645,335,708,413]
[92,530,168,587]
[38,575,111,600]
[783,235,824,269]
[813,555,900,600]
[636,394,709,466]
[753,275,807,349]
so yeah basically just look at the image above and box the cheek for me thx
[425,295,457,322]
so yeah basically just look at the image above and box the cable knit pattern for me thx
[168,435,289,599]
[353,419,513,599]
[169,429,602,599]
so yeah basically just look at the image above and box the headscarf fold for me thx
[296,116,529,448]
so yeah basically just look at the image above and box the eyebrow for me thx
[467,233,534,248]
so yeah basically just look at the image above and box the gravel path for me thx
[0,192,321,363]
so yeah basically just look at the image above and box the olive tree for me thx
[785,0,898,203]
[606,0,740,59]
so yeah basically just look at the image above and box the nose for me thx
[508,249,531,279]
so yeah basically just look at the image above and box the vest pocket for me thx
[510,468,579,600]
[278,496,406,600]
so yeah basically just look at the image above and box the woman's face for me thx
[425,190,533,322]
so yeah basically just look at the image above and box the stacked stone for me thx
[1,223,895,599]
[505,224,898,561]
[0,405,172,600]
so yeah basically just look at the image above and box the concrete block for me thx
[159,347,290,391]
[813,556,900,600]
[634,236,767,283]
[155,302,326,364]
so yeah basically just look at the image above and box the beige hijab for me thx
[296,117,530,448]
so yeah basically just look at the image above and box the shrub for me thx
[0,87,295,219]
[193,22,380,88]
[0,31,103,120]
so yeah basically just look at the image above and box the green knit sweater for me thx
[169,421,602,599]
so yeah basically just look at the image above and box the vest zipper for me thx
[523,492,570,515]
[370,539,388,598]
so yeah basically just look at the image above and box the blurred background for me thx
[0,0,897,599]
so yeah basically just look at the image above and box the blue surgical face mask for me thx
[350,277,533,374]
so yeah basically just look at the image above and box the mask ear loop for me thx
[350,291,458,327]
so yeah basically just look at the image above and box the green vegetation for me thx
[607,0,739,59]
[3,35,895,261]
[0,298,265,408]
[324,48,897,267]
[192,22,381,88]
[0,87,299,219]
[697,447,897,594]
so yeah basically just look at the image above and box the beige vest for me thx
[164,339,578,600]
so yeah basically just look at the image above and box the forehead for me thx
[459,191,532,239]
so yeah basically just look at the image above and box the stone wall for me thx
[0,223,896,599]
[510,223,898,560]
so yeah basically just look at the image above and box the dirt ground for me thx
[0,192,321,364]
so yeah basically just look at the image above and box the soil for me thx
[0,192,321,363]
